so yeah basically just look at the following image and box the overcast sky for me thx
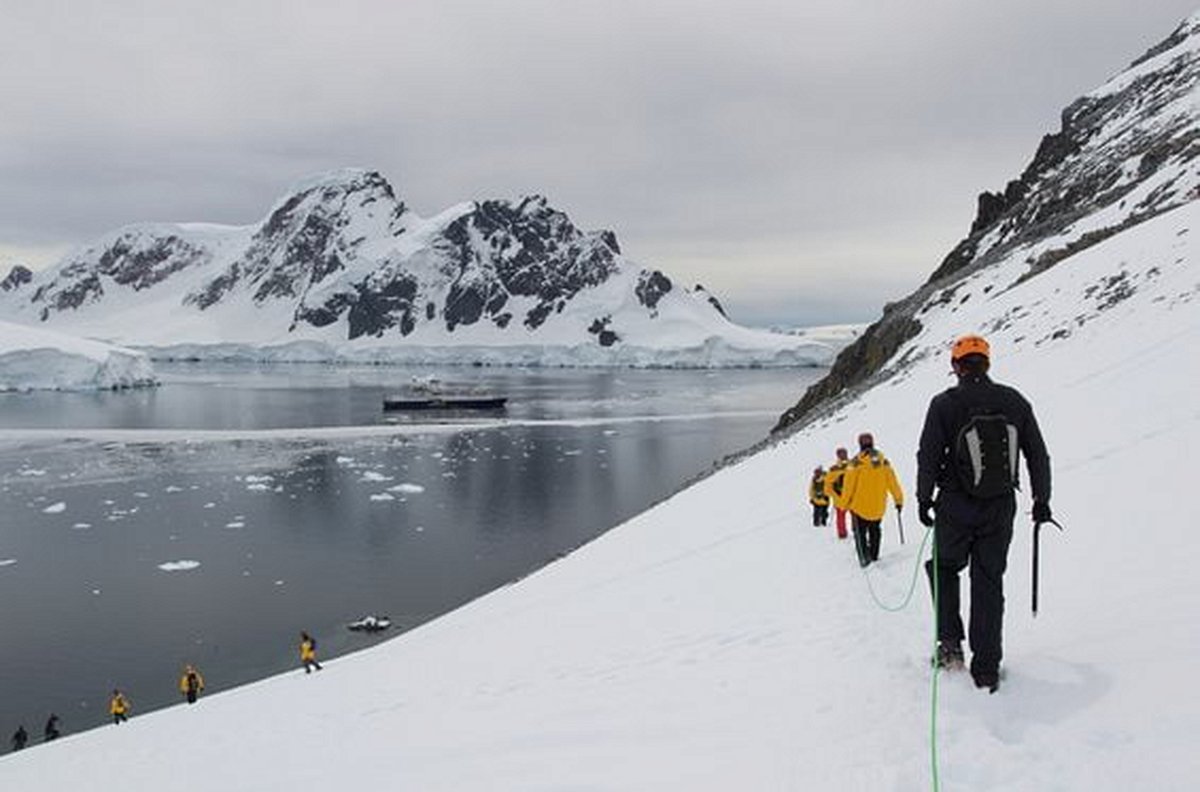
[1,1,1195,326]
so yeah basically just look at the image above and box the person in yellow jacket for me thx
[300,631,323,674]
[824,447,851,540]
[109,689,130,724]
[836,433,904,567]
[179,664,204,705]
[808,466,830,527]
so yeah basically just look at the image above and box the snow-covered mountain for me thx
[0,319,156,391]
[1,11,1198,792]
[776,11,1200,430]
[0,171,825,367]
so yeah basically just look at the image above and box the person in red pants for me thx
[824,447,851,539]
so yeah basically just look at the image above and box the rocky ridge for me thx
[773,11,1200,432]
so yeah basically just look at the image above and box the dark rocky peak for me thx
[438,195,623,332]
[190,169,410,309]
[258,168,406,240]
[1,264,32,292]
[1130,12,1200,68]
[928,13,1200,284]
[775,13,1200,434]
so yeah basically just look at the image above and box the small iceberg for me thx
[157,560,201,572]
[347,615,392,633]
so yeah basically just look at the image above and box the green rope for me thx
[859,522,933,612]
[856,521,942,791]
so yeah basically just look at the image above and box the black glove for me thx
[1032,501,1052,524]
[918,501,935,527]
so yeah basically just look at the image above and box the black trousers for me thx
[924,492,1016,674]
[811,503,829,526]
[186,689,198,704]
[852,514,881,565]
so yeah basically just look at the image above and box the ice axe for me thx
[1032,517,1064,617]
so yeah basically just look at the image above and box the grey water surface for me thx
[0,363,821,743]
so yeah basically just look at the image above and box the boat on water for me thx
[382,395,508,411]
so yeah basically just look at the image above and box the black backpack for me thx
[955,408,1019,498]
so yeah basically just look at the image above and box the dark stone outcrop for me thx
[1,264,31,292]
[635,270,673,311]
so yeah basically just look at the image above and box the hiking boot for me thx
[933,641,965,670]
[971,667,1000,693]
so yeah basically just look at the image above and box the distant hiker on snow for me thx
[836,433,904,567]
[43,713,60,742]
[824,447,851,540]
[809,466,830,527]
[109,690,130,724]
[10,725,28,751]
[300,631,323,674]
[180,665,205,704]
[917,334,1051,693]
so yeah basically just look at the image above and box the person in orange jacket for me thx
[109,690,130,724]
[824,447,851,540]
[179,665,205,705]
[300,631,323,674]
[836,432,904,567]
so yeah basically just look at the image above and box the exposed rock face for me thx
[774,13,1200,433]
[437,196,620,332]
[635,270,673,313]
[1,265,32,293]
[31,233,210,320]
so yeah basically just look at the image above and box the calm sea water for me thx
[0,363,821,743]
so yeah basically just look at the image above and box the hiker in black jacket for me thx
[917,334,1052,692]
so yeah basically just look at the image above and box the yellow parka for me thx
[836,449,904,521]
[179,668,205,694]
[809,474,830,506]
[824,459,850,500]
[109,693,128,715]
[300,638,317,663]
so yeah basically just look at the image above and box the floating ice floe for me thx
[0,559,16,567]
[225,521,246,529]
[369,493,395,502]
[42,502,66,514]
[388,483,425,494]
[157,560,201,572]
[360,471,393,482]
[72,523,91,530]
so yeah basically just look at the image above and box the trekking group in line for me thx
[8,631,323,751]
[808,334,1054,693]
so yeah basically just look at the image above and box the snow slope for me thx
[0,320,156,391]
[1,194,1196,789]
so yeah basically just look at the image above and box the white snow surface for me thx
[0,319,157,391]
[1,197,1196,788]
